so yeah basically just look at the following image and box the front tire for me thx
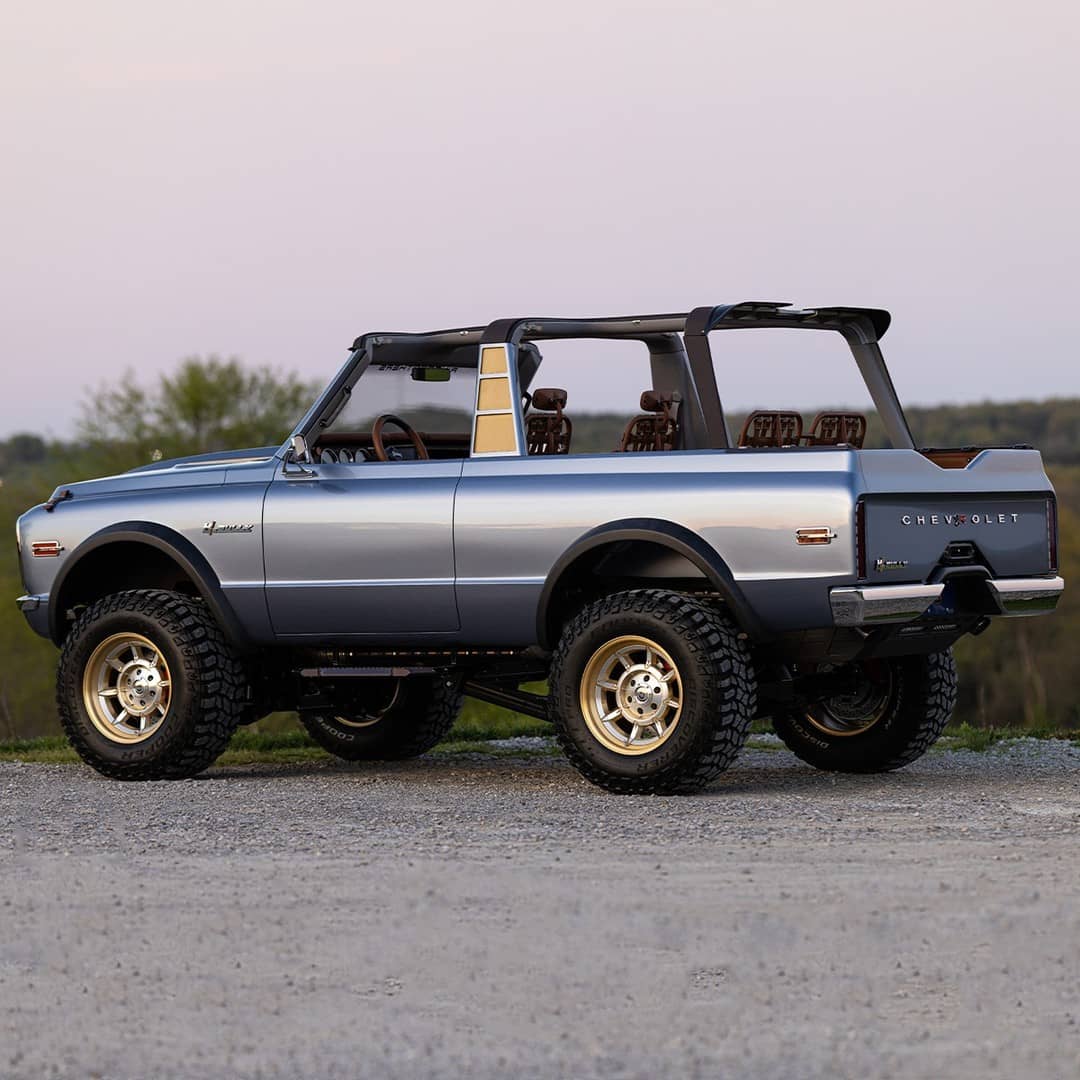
[57,589,249,780]
[549,590,756,794]
[299,676,464,761]
[771,650,958,773]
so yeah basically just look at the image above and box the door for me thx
[262,458,463,637]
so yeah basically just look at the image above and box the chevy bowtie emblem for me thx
[203,521,255,535]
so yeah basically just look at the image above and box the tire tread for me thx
[299,677,464,761]
[549,589,755,795]
[773,650,958,774]
[57,589,247,780]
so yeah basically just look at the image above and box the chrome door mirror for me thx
[290,433,311,463]
[284,433,315,479]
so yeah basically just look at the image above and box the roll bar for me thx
[480,302,913,451]
[293,301,914,451]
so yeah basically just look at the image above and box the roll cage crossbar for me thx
[293,301,914,451]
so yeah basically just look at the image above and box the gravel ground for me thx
[2,740,1079,1079]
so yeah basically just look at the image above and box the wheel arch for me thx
[536,518,766,648]
[49,522,250,649]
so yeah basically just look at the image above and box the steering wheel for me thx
[371,413,429,462]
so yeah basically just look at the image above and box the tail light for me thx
[1047,495,1059,572]
[855,498,867,579]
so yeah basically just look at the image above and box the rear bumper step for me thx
[830,576,1064,626]
[984,576,1065,617]
[830,584,944,626]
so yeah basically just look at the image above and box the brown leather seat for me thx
[804,412,867,448]
[526,387,572,455]
[617,391,679,453]
[737,411,803,448]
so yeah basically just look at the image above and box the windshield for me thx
[325,361,474,436]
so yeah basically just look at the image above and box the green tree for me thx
[78,356,317,472]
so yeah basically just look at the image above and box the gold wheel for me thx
[579,634,683,756]
[330,681,402,728]
[81,632,173,744]
[804,663,894,738]
[332,713,383,730]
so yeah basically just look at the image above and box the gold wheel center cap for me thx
[119,660,164,716]
[617,666,669,723]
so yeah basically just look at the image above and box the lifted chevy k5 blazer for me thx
[16,302,1064,792]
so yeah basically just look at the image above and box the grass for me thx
[937,722,1080,752]
[3,716,1077,766]
[0,700,555,766]
[0,735,77,764]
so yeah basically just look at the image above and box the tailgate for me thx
[857,449,1056,582]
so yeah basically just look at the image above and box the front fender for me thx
[48,521,252,649]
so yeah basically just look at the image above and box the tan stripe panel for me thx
[477,377,512,412]
[473,413,517,454]
[479,346,508,374]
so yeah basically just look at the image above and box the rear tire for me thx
[57,589,249,780]
[299,676,464,761]
[771,650,957,773]
[548,590,755,795]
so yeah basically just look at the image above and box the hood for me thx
[51,446,281,501]
[125,446,281,473]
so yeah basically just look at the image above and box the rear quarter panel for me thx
[454,449,862,641]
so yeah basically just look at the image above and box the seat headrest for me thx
[640,390,673,413]
[532,387,567,412]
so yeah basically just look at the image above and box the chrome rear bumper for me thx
[830,584,944,626]
[830,576,1064,627]
[985,575,1065,617]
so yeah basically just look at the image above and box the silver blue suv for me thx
[16,302,1064,792]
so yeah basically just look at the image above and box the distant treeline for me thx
[904,398,1080,462]
[562,398,1080,459]
[5,396,1080,468]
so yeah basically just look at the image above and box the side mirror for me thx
[284,433,315,479]
[290,434,311,463]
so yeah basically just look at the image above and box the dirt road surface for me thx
[2,741,1079,1079]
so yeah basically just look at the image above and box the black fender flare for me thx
[49,521,251,649]
[536,518,767,647]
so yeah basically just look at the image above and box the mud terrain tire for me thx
[300,677,464,761]
[57,589,249,780]
[549,590,755,795]
[772,650,958,773]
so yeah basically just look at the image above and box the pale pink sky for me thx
[1,1,1078,437]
